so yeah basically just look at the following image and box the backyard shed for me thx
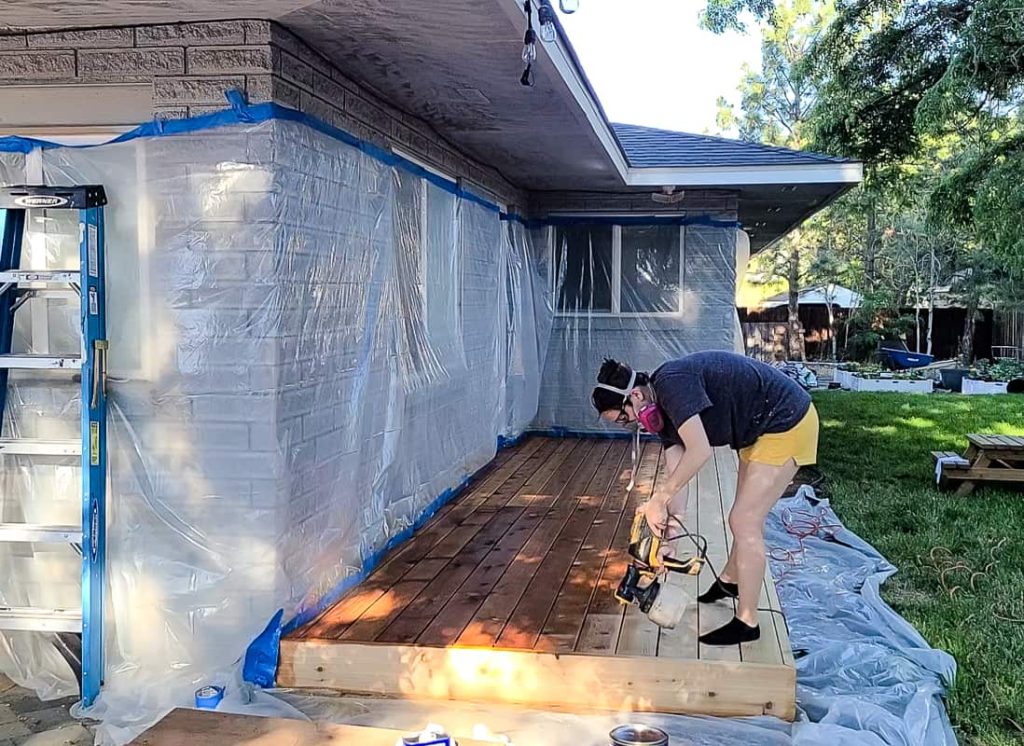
[0,1,861,740]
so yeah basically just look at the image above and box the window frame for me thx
[548,220,687,318]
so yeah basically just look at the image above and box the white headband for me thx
[595,369,636,402]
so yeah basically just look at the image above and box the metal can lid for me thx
[609,724,669,746]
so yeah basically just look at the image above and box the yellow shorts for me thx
[739,404,819,467]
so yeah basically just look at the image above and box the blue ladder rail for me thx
[0,184,109,708]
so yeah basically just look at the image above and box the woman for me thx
[592,350,818,646]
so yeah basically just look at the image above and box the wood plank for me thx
[576,441,656,655]
[455,440,604,647]
[496,442,620,649]
[340,441,578,641]
[968,434,996,448]
[534,441,631,652]
[279,639,797,721]
[292,437,547,640]
[615,445,667,657]
[696,456,742,663]
[416,441,599,646]
[129,708,493,746]
[374,506,525,643]
[946,467,1024,482]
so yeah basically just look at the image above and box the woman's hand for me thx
[637,493,673,537]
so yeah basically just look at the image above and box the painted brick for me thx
[274,50,314,89]
[245,20,273,45]
[27,27,135,49]
[246,74,274,103]
[79,48,185,76]
[299,91,341,127]
[345,92,392,133]
[0,51,75,80]
[188,46,272,75]
[272,77,302,109]
[154,106,189,120]
[154,76,245,104]
[187,103,231,117]
[137,21,247,47]
[311,70,347,108]
[0,34,27,50]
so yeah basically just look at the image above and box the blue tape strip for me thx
[194,685,224,710]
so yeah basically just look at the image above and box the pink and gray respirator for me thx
[596,369,665,434]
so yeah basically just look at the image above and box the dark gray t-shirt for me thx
[650,351,811,450]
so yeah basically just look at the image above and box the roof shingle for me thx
[612,122,852,168]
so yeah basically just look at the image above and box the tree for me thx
[717,0,834,359]
[806,0,1024,274]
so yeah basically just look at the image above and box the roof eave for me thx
[627,161,863,188]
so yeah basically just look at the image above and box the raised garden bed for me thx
[849,374,933,394]
[961,378,1009,395]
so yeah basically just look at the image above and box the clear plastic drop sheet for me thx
[0,118,550,742]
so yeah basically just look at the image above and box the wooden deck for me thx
[279,436,796,720]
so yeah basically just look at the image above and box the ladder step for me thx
[0,354,81,370]
[0,524,82,544]
[0,439,82,456]
[0,270,79,285]
[0,607,82,633]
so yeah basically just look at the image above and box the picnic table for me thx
[933,434,1024,495]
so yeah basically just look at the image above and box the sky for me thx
[555,1,762,136]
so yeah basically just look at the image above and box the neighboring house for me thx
[0,0,861,733]
[740,285,862,360]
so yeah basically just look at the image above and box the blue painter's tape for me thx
[195,685,225,710]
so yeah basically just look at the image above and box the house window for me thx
[554,225,614,312]
[552,222,685,316]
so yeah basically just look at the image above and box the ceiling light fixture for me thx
[538,0,558,42]
[520,0,537,87]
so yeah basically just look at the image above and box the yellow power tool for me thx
[614,512,706,629]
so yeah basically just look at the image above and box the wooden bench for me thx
[933,434,1024,495]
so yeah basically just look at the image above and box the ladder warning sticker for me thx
[90,422,100,466]
[88,287,98,316]
[87,224,99,278]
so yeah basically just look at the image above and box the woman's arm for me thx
[642,416,713,533]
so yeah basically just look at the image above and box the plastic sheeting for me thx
[264,488,957,746]
[533,219,742,433]
[0,114,553,742]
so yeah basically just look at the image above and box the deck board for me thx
[282,436,795,720]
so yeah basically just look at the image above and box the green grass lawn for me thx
[811,392,1024,746]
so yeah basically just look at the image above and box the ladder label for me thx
[88,287,98,316]
[89,422,100,466]
[87,225,99,278]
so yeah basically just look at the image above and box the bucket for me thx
[939,368,968,392]
[609,724,669,745]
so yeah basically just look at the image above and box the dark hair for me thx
[591,358,650,413]
[1007,378,1024,394]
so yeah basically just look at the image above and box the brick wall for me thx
[0,20,524,208]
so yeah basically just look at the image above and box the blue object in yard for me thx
[881,347,934,369]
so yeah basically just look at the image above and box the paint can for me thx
[609,724,670,746]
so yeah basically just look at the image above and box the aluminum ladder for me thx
[0,185,109,708]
